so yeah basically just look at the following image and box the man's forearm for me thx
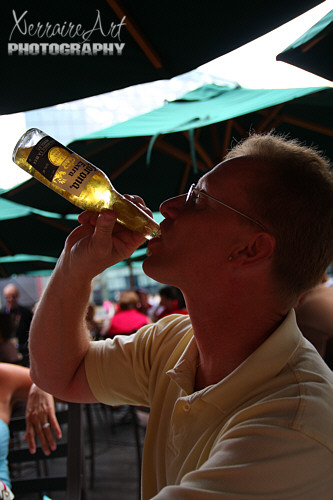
[29,253,92,399]
[29,209,146,401]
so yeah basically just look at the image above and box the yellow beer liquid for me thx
[14,146,161,239]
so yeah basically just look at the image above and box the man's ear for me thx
[228,233,275,267]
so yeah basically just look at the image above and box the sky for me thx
[1,0,332,191]
[199,0,333,88]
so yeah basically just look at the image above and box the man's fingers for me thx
[77,210,99,226]
[91,210,117,247]
[124,194,153,217]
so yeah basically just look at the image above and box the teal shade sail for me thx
[0,254,57,277]
[4,84,333,213]
[0,197,78,259]
[277,9,333,81]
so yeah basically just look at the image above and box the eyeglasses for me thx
[185,183,267,231]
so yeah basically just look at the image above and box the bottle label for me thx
[27,136,97,196]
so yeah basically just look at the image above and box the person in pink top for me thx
[107,290,150,337]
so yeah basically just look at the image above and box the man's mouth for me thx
[147,234,162,255]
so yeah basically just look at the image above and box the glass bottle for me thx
[12,128,161,239]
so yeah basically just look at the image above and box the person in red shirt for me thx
[106,290,150,337]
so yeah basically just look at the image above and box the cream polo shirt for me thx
[85,310,333,499]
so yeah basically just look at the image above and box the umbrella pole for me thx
[126,259,135,290]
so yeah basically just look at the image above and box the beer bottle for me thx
[12,128,161,239]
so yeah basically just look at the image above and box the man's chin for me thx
[142,255,168,284]
[142,256,157,280]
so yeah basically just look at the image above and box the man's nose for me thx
[159,194,186,219]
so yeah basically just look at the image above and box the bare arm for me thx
[0,364,62,456]
[29,207,147,402]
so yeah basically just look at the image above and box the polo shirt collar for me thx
[167,310,302,412]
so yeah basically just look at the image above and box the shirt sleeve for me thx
[85,325,154,407]
[85,315,191,407]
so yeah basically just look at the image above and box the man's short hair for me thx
[225,133,333,303]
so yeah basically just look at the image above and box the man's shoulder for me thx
[139,314,192,357]
[247,344,333,450]
[290,345,333,446]
[153,313,192,338]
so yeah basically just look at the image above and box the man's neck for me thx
[185,296,287,391]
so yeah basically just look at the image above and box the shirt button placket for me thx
[183,402,191,412]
